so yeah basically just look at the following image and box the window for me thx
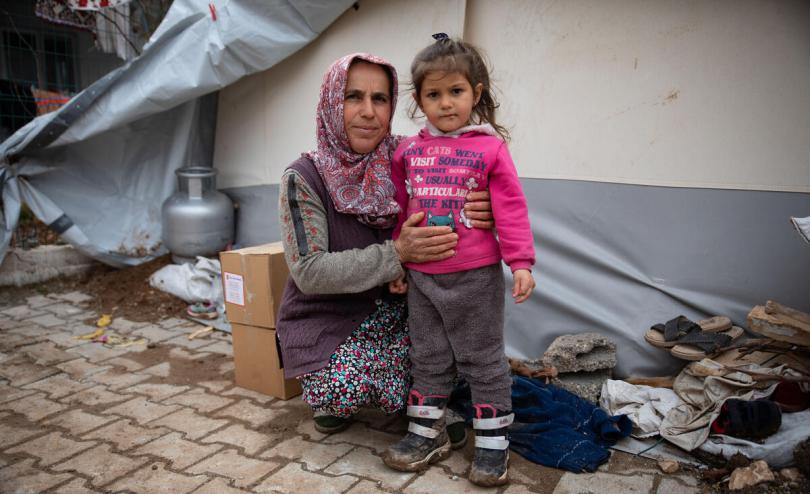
[43,34,76,92]
[0,29,77,137]
[2,30,77,92]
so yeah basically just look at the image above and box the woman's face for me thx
[343,62,392,154]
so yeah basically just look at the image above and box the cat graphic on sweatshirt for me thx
[426,211,456,231]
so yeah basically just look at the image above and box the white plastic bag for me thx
[149,256,222,304]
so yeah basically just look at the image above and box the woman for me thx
[276,53,492,434]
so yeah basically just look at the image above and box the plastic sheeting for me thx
[219,178,810,377]
[0,0,353,267]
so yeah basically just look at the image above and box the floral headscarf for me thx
[306,53,402,228]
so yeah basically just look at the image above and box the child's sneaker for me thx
[469,404,513,487]
[383,391,451,471]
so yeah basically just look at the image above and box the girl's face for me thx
[416,71,482,133]
[343,62,392,154]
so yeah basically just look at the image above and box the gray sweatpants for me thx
[407,263,512,410]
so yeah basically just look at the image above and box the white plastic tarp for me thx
[0,0,353,267]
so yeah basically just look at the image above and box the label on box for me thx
[224,272,245,306]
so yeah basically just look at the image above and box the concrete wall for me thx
[467,0,810,191]
[214,0,466,189]
[214,0,810,193]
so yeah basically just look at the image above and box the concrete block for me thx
[0,245,96,287]
[543,333,617,373]
[552,368,613,404]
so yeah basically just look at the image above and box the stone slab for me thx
[106,461,209,494]
[215,399,285,428]
[404,467,492,493]
[43,408,117,435]
[325,447,414,491]
[185,449,279,488]
[201,424,277,455]
[103,396,181,424]
[163,387,234,413]
[82,418,170,451]
[254,462,356,494]
[543,332,617,373]
[6,432,96,466]
[1,392,68,422]
[24,373,94,399]
[56,359,110,379]
[52,443,148,487]
[0,458,74,493]
[0,422,46,449]
[552,471,655,494]
[149,408,229,440]
[132,432,223,470]
[60,385,131,407]
[263,436,352,470]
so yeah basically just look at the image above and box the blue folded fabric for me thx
[449,376,632,473]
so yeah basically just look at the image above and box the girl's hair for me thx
[409,36,510,141]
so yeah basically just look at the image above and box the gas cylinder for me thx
[161,167,234,263]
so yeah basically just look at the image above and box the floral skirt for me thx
[300,299,410,418]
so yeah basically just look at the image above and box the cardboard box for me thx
[231,323,301,400]
[220,242,288,329]
[221,242,300,400]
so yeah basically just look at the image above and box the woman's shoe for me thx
[313,414,352,434]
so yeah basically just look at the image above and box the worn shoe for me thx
[470,447,510,486]
[469,405,513,487]
[383,391,451,472]
[711,399,781,439]
[313,414,352,434]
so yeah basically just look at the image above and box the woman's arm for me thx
[279,170,404,294]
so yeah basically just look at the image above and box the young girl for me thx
[383,34,535,487]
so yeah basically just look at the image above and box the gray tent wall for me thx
[0,0,355,267]
[214,0,810,378]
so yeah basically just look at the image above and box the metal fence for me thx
[0,0,171,141]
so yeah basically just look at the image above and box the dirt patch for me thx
[263,409,302,436]
[124,345,232,386]
[0,255,188,323]
[77,256,188,323]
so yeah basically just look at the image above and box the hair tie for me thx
[432,32,449,42]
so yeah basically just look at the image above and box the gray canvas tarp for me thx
[0,0,353,267]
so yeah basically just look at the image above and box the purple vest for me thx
[276,157,393,377]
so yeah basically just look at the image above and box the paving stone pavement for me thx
[0,291,704,493]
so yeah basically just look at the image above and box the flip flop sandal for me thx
[669,326,744,361]
[644,315,733,347]
[698,316,732,333]
[644,315,701,348]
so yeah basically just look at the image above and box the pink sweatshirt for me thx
[392,127,535,275]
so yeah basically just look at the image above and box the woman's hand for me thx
[464,190,494,229]
[394,212,458,263]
